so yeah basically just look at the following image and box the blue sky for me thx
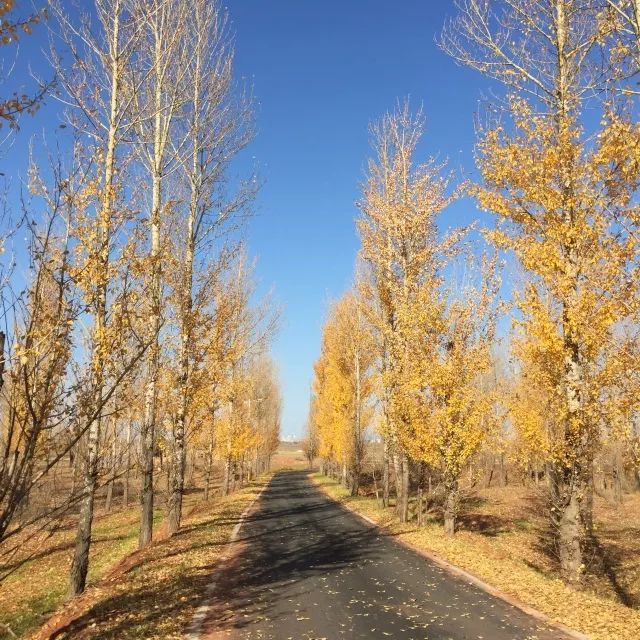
[229,1,489,438]
[2,1,492,440]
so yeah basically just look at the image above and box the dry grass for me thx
[270,441,308,470]
[0,477,269,640]
[314,473,640,640]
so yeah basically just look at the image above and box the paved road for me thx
[201,470,568,640]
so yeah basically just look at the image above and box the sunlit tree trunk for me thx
[443,475,458,536]
[123,420,132,508]
[68,0,124,596]
[382,438,389,508]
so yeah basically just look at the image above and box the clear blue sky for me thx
[229,1,488,438]
[2,1,491,440]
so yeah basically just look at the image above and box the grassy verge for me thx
[313,473,640,640]
[0,505,158,638]
[0,478,268,639]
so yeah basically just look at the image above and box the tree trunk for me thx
[612,447,623,505]
[167,416,186,535]
[105,432,117,512]
[402,455,410,522]
[223,455,231,496]
[350,467,360,497]
[351,345,361,498]
[392,451,402,513]
[69,422,99,597]
[582,461,594,535]
[204,436,214,501]
[557,0,587,585]
[372,467,380,505]
[139,377,156,549]
[486,466,494,489]
[139,140,162,548]
[559,486,583,582]
[123,420,132,508]
[550,462,585,583]
[168,148,197,536]
[382,440,389,508]
[70,445,81,499]
[394,453,409,523]
[443,477,458,536]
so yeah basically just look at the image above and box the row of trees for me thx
[309,0,640,586]
[0,0,279,598]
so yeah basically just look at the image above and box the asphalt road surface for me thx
[201,470,569,640]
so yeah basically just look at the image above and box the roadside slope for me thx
[26,478,270,640]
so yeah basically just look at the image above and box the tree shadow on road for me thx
[200,470,389,637]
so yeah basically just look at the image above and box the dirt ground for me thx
[269,441,308,470]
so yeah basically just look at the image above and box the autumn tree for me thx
[311,291,375,495]
[245,356,281,479]
[198,252,278,496]
[0,160,77,544]
[166,0,254,536]
[130,0,191,548]
[302,417,319,469]
[442,0,640,582]
[401,253,500,534]
[356,101,460,521]
[51,0,147,595]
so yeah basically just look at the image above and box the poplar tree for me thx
[167,0,254,535]
[357,101,460,522]
[311,291,375,495]
[52,0,143,595]
[402,253,499,534]
[442,0,640,582]
[130,0,190,548]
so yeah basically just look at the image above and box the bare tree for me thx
[50,0,145,595]
[129,0,192,548]
[166,0,254,535]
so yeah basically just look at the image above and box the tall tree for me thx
[131,0,190,548]
[52,0,143,595]
[0,158,77,545]
[441,0,640,582]
[311,292,375,495]
[167,0,254,535]
[401,253,499,534]
[356,101,460,522]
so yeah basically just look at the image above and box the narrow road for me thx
[201,470,568,640]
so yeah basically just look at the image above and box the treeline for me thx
[307,0,640,586]
[0,0,280,597]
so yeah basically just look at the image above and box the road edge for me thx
[185,478,271,640]
[312,475,590,640]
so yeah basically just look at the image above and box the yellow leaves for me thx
[477,98,640,472]
[311,291,375,468]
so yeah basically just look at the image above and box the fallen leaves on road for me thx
[313,474,640,640]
